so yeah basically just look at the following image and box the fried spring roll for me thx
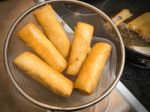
[112,9,132,26]
[74,43,111,94]
[34,5,70,58]
[127,12,150,41]
[14,52,73,97]
[18,22,66,72]
[67,22,94,76]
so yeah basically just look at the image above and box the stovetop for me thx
[0,0,150,112]
[121,62,150,111]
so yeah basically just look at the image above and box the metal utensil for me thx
[129,46,150,56]
[4,0,125,111]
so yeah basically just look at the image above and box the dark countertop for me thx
[121,62,150,111]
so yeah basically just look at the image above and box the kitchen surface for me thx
[0,0,150,112]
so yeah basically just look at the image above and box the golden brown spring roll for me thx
[67,22,94,76]
[14,52,73,97]
[127,12,150,41]
[34,5,70,58]
[18,22,66,72]
[74,43,111,94]
[112,9,132,26]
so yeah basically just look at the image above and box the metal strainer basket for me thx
[4,0,125,111]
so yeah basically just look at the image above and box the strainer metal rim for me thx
[4,0,125,111]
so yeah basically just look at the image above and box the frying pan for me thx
[99,0,150,69]
[4,0,125,111]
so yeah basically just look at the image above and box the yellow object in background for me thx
[14,52,73,97]
[112,9,132,26]
[34,5,70,58]
[67,22,94,76]
[128,12,150,41]
[74,43,111,94]
[18,22,67,72]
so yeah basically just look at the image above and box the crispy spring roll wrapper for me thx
[67,22,94,76]
[14,52,73,97]
[18,22,66,72]
[112,9,132,26]
[74,43,112,94]
[34,5,70,58]
[127,12,150,41]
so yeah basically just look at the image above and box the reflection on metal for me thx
[34,0,45,4]
[129,46,150,56]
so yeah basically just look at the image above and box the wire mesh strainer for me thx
[4,0,125,111]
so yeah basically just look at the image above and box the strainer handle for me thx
[34,0,46,4]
